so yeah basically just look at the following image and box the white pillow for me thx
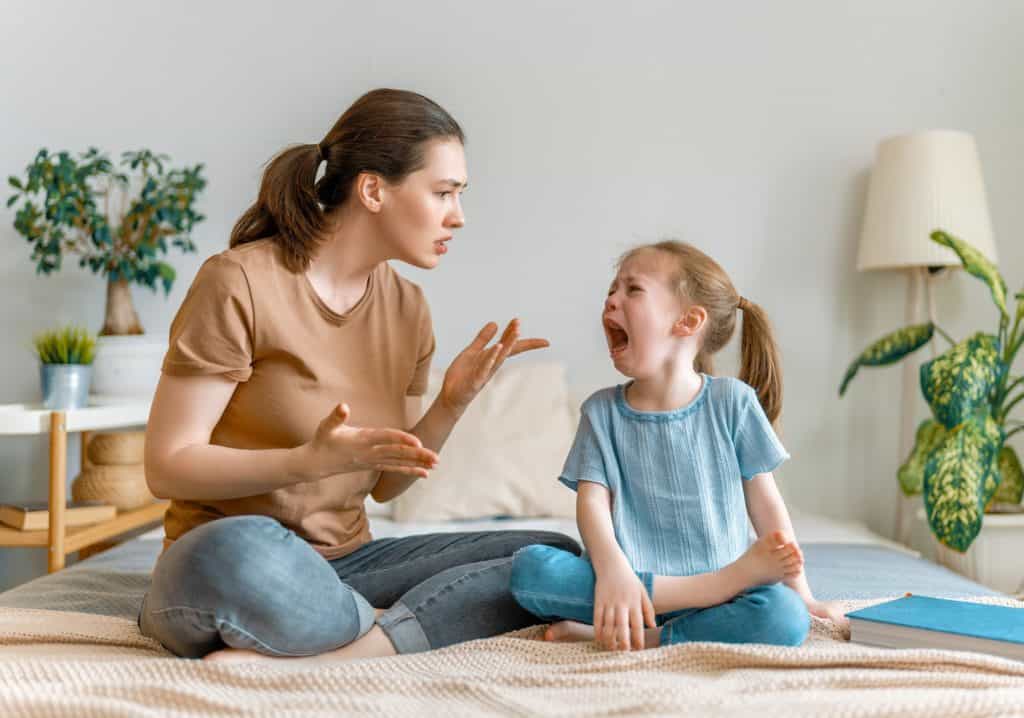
[364,495,393,518]
[391,361,577,522]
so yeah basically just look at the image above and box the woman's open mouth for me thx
[604,317,629,357]
[434,237,451,255]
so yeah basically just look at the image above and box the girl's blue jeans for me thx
[510,544,809,647]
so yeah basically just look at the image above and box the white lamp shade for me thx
[857,130,997,271]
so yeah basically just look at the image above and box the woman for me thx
[140,88,579,663]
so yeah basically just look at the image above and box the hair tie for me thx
[737,296,750,311]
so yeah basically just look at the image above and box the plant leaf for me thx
[924,413,1003,552]
[920,332,1002,428]
[897,419,946,496]
[839,323,934,396]
[931,231,1008,320]
[989,445,1024,506]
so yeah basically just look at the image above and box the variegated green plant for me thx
[841,231,1024,552]
[922,414,1003,552]
[920,332,1002,429]
[839,323,935,397]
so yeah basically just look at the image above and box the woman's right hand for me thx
[298,403,440,481]
[593,563,657,651]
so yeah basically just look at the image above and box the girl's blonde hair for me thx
[618,240,783,426]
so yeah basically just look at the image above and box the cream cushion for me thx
[391,362,577,522]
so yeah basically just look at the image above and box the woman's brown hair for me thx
[230,88,464,272]
[618,240,783,426]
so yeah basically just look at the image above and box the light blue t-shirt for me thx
[559,375,789,577]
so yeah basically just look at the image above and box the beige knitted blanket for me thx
[1,597,1024,717]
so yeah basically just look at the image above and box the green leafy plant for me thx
[33,326,97,365]
[7,148,206,335]
[840,231,1024,553]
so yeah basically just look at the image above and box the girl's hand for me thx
[299,403,440,480]
[593,564,657,651]
[439,319,549,414]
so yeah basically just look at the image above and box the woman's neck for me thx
[306,210,388,315]
[626,362,704,412]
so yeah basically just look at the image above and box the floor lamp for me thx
[856,130,998,546]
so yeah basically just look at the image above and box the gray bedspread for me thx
[0,539,1000,621]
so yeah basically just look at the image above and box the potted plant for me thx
[7,148,206,396]
[34,326,97,410]
[840,231,1024,590]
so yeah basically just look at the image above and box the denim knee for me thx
[509,544,572,617]
[141,515,374,657]
[749,583,810,646]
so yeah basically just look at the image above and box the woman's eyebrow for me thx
[437,178,468,189]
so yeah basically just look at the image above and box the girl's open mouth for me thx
[604,318,629,357]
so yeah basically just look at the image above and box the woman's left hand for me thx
[439,319,549,415]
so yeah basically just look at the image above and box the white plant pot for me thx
[927,511,1024,594]
[91,335,166,399]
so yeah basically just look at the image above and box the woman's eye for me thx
[437,191,452,199]
[628,285,643,293]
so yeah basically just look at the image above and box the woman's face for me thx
[380,138,467,269]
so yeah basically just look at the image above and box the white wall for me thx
[1,0,1022,589]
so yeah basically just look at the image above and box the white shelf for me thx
[0,396,152,435]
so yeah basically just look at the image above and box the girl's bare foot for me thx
[543,621,663,649]
[736,531,803,586]
[544,620,595,642]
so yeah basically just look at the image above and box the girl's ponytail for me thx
[737,297,783,427]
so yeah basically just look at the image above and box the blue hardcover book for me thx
[847,595,1024,661]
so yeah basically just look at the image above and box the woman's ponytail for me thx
[229,143,326,272]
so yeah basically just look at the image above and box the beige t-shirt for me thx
[161,239,434,559]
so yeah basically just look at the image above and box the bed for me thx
[2,366,1022,715]
[1,512,1022,717]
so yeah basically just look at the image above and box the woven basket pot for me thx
[86,431,145,466]
[72,464,154,511]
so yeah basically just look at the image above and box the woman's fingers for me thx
[371,458,435,471]
[465,322,499,353]
[360,427,424,449]
[482,342,504,377]
[370,443,439,465]
[507,338,550,357]
[488,321,519,372]
[375,464,429,478]
[497,318,519,347]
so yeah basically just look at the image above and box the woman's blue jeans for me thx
[509,544,809,647]
[139,515,580,658]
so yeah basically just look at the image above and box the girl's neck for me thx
[626,365,704,412]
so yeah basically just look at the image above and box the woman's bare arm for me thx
[145,373,437,502]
